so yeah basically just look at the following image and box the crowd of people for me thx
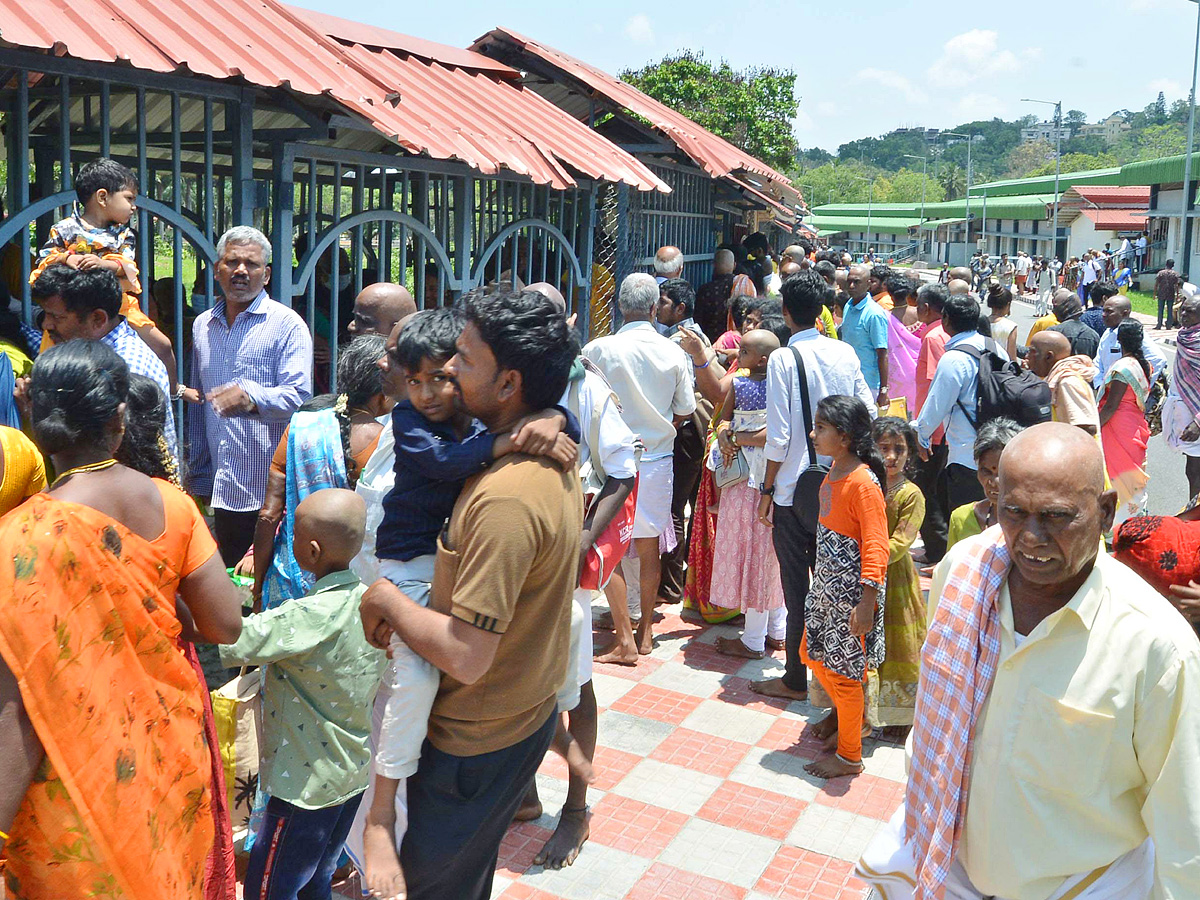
[0,156,1196,900]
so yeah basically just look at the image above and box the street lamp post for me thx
[943,132,980,250]
[904,153,928,257]
[1180,0,1200,277]
[1023,98,1063,264]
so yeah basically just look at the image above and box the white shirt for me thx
[560,367,639,482]
[582,321,696,461]
[350,414,396,584]
[1135,236,1148,253]
[1014,255,1032,276]
[1080,258,1099,285]
[1093,324,1166,387]
[764,328,874,506]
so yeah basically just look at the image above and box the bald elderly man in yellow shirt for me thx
[857,422,1200,900]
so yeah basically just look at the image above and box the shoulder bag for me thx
[790,346,829,534]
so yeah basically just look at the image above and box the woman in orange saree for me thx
[0,341,242,900]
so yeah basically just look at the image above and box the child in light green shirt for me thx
[221,488,385,899]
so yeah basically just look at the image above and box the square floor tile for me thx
[860,741,907,785]
[592,655,665,682]
[489,873,515,899]
[587,793,689,858]
[649,727,753,779]
[525,773,608,832]
[658,818,781,888]
[697,781,809,841]
[728,746,823,802]
[678,639,753,675]
[733,654,789,681]
[589,745,646,792]
[498,821,554,879]
[626,861,749,899]
[754,846,868,899]
[591,671,637,708]
[499,883,572,899]
[784,805,885,862]
[694,623,744,645]
[713,675,796,715]
[519,841,651,900]
[641,659,731,698]
[608,758,723,815]
[609,682,706,725]
[757,715,830,759]
[813,773,905,822]
[681,699,778,744]
[595,709,675,756]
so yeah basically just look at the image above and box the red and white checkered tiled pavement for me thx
[325,599,916,900]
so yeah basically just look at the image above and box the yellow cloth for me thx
[0,426,45,515]
[926,550,1200,900]
[0,340,33,379]
[818,305,838,340]
[1026,313,1058,342]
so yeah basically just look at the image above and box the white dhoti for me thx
[856,806,1154,900]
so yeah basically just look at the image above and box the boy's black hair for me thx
[75,158,138,206]
[760,314,791,346]
[779,270,831,326]
[660,278,695,318]
[393,306,462,373]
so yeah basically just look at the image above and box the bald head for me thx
[1026,330,1072,378]
[527,281,567,314]
[779,260,802,278]
[847,264,871,300]
[740,327,781,358]
[714,248,735,275]
[998,423,1114,587]
[293,488,366,571]
[654,245,684,278]
[349,283,417,337]
[947,279,970,296]
[949,266,973,283]
[783,245,806,264]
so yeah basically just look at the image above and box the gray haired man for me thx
[582,273,696,662]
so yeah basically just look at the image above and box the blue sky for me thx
[294,0,1200,152]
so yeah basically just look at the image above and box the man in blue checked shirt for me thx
[187,226,312,565]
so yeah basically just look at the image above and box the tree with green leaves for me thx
[1028,151,1118,177]
[938,163,966,201]
[1005,140,1056,178]
[621,52,798,172]
[1065,109,1088,133]
[1152,92,1168,125]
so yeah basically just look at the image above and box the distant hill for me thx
[792,92,1189,205]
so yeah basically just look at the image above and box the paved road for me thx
[1003,295,1187,515]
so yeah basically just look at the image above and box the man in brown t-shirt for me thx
[360,287,583,900]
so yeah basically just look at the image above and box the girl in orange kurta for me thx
[800,395,890,780]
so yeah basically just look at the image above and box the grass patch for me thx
[1127,289,1157,319]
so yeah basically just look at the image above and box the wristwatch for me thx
[760,485,776,497]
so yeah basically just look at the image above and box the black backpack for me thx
[950,340,1052,428]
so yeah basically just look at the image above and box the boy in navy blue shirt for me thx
[359,307,585,897]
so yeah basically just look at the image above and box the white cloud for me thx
[926,29,1031,89]
[1147,78,1184,99]
[624,13,654,44]
[855,68,928,105]
[955,93,1005,120]
[793,109,815,132]
[816,101,839,117]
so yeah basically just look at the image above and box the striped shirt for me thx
[186,291,312,512]
[99,318,177,460]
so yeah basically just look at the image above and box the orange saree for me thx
[0,493,213,899]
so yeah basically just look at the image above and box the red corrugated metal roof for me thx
[472,28,800,203]
[1080,208,1148,231]
[0,0,669,190]
[1071,185,1151,206]
[725,175,795,220]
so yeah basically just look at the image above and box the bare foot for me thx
[363,821,406,899]
[749,677,807,701]
[807,711,838,741]
[715,636,764,659]
[635,619,654,655]
[593,636,639,666]
[820,722,873,753]
[533,806,591,870]
[804,755,864,779]
[513,783,543,822]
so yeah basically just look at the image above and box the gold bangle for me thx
[0,828,9,840]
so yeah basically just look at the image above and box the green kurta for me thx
[220,570,387,808]
[877,480,926,726]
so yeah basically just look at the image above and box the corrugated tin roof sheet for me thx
[1069,185,1150,205]
[1119,154,1187,186]
[971,168,1122,197]
[472,27,800,204]
[807,216,920,234]
[1079,208,1148,231]
[0,0,668,191]
[812,202,920,218]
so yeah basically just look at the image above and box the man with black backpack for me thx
[914,294,1051,563]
